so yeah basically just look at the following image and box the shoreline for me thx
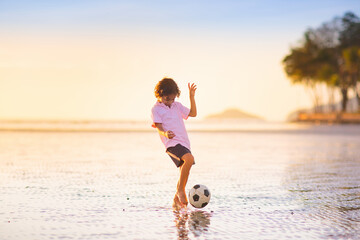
[0,125,359,135]
[0,118,359,133]
[291,113,360,124]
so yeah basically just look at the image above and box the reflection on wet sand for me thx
[284,153,360,239]
[173,209,212,239]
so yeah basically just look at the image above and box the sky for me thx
[0,0,359,121]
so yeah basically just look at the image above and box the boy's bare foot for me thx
[172,194,181,211]
[176,190,188,206]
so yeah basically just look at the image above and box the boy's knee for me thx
[182,153,194,165]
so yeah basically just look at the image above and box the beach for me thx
[1,122,360,239]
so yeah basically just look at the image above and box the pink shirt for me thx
[151,101,191,150]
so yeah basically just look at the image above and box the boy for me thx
[151,78,197,208]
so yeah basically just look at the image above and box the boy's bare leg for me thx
[176,153,194,206]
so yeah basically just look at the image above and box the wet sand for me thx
[1,126,360,239]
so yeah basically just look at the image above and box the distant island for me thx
[205,108,263,120]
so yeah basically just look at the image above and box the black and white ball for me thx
[189,184,211,208]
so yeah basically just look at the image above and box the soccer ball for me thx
[189,184,211,208]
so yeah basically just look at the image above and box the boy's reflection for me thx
[173,209,212,239]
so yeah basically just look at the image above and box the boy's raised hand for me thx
[188,83,197,97]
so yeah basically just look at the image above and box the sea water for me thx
[0,123,360,239]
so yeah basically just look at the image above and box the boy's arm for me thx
[188,83,197,117]
[154,123,175,139]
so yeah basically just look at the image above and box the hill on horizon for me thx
[205,108,263,120]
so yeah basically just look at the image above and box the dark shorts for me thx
[166,144,194,168]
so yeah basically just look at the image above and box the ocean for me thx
[1,121,360,239]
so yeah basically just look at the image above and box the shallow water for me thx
[1,125,360,239]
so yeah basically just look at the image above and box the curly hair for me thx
[154,77,181,98]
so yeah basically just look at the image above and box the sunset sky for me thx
[0,0,359,121]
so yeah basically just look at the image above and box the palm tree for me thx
[339,12,360,111]
[342,47,360,111]
[283,30,328,112]
[283,11,360,113]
